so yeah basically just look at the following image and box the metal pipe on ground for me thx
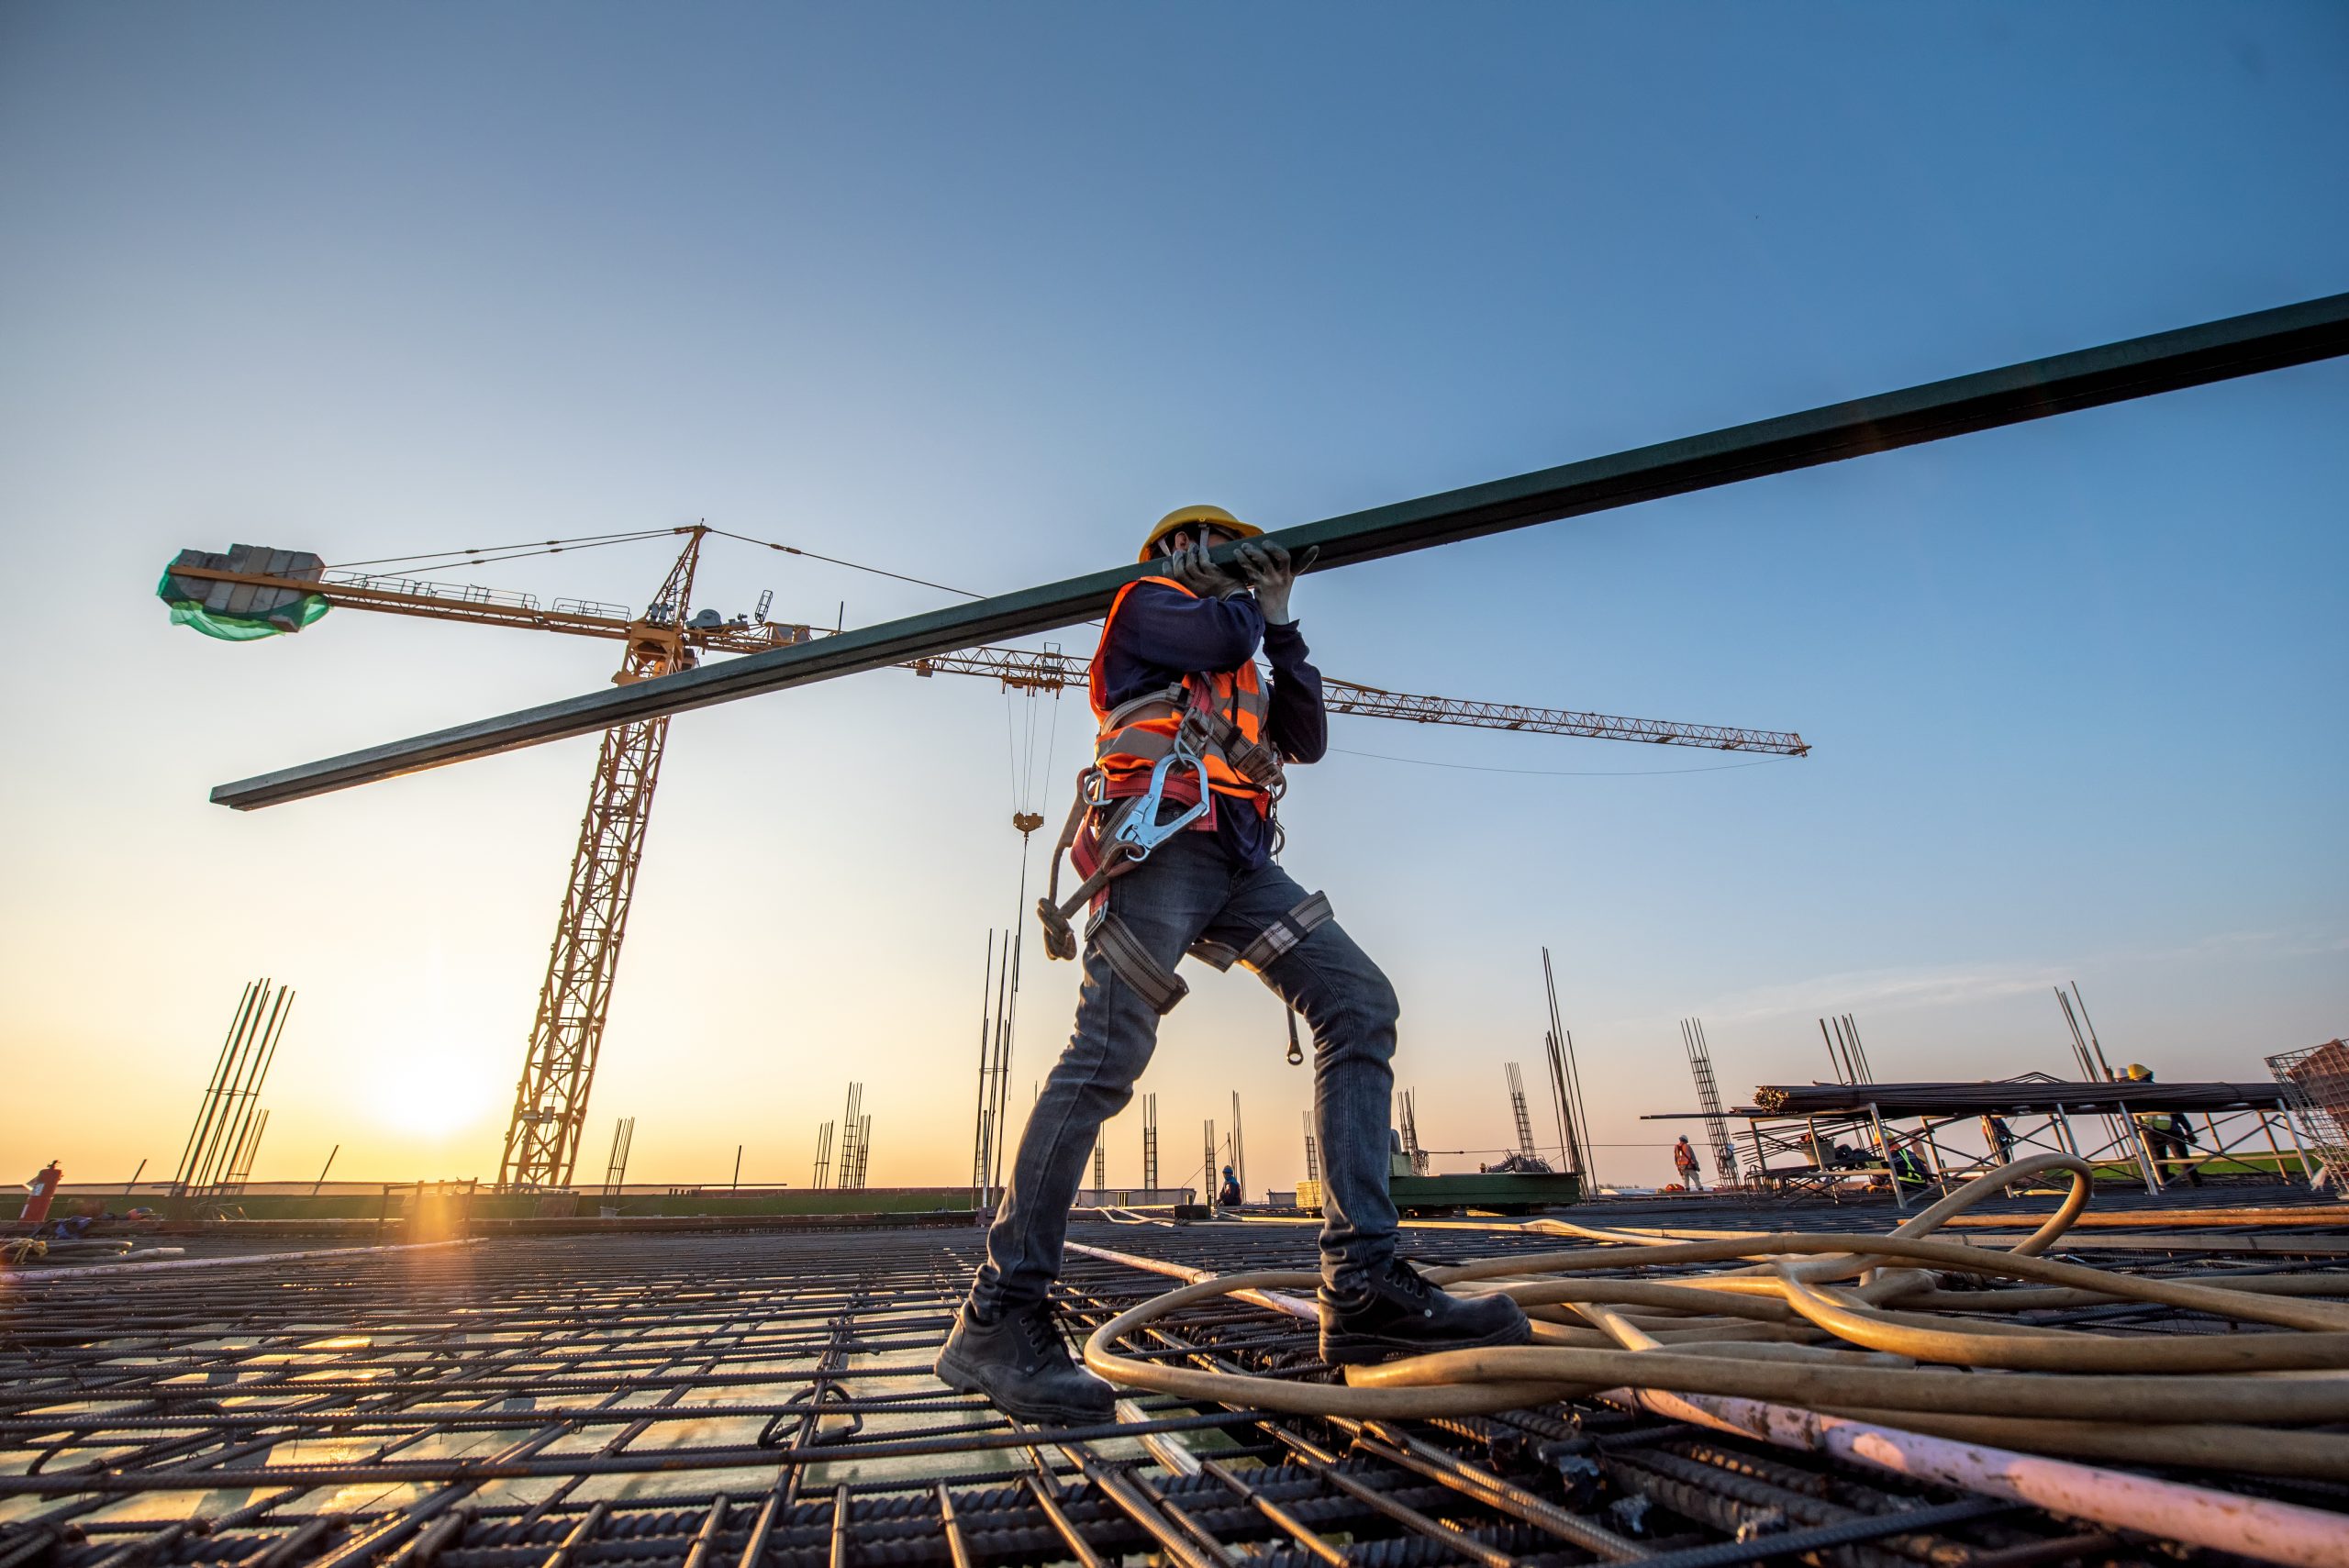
[1078,1156,2349,1567]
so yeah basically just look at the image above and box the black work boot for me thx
[1319,1258,1532,1365]
[936,1298,1118,1426]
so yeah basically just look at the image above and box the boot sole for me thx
[935,1344,1116,1428]
[1320,1312,1534,1367]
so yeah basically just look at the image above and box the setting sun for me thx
[367,1045,500,1138]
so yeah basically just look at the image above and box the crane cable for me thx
[333,526,1124,634]
[1082,1152,2349,1483]
[974,656,1069,1206]
[326,526,991,603]
[1005,669,1063,841]
[326,528,689,573]
[707,528,988,603]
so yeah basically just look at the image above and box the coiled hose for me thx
[1082,1154,2349,1481]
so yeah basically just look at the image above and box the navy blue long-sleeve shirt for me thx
[1095,583,1325,869]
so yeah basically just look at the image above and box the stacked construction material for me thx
[2270,1039,2349,1175]
[1745,1079,2286,1118]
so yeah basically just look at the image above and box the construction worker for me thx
[2157,1112,2204,1186]
[1673,1135,1704,1190]
[1889,1136,1933,1195]
[1217,1164,1242,1207]
[939,505,1531,1425]
[1980,1113,2015,1166]
[2123,1065,2202,1186]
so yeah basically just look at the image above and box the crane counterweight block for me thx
[160,546,329,640]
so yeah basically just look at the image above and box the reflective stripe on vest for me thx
[1088,576,1278,807]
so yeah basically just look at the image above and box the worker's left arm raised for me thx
[1262,623,1326,764]
[1230,541,1325,763]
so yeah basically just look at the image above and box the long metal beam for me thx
[213,291,2349,809]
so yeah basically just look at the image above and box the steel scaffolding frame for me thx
[1720,1095,2311,1205]
[1679,1018,1739,1187]
[1504,1063,1537,1160]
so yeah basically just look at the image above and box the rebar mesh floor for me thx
[4,1224,2343,1568]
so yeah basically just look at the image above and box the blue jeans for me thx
[972,829,1401,1312]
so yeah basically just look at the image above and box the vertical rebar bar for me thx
[972,932,996,1204]
[2071,982,2118,1082]
[173,979,262,1194]
[1143,1093,1159,1191]
[1541,949,1593,1181]
[1231,1092,1245,1204]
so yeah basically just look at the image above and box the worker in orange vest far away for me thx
[938,505,1530,1426]
[1674,1135,1704,1190]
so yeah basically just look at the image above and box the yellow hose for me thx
[1082,1153,2349,1479]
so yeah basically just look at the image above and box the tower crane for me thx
[161,527,1807,1189]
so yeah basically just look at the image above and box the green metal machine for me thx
[1295,1144,1583,1217]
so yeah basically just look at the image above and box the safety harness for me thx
[1035,580,1333,1028]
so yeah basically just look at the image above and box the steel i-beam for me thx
[212,291,2349,809]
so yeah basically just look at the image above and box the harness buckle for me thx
[1173,702,1219,762]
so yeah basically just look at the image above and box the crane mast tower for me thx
[500,531,706,1188]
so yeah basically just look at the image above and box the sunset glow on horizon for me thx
[5,4,2342,1195]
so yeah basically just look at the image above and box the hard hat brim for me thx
[1138,512,1264,562]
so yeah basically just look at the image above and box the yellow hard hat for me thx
[1138,504,1262,562]
[2123,1063,2152,1081]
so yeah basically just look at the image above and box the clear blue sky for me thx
[3,2,2343,1190]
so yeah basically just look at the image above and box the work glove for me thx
[1161,543,1246,599]
[1230,541,1317,625]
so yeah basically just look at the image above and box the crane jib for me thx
[160,565,1809,754]
[208,290,2349,810]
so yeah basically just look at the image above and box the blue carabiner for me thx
[1108,746,1210,860]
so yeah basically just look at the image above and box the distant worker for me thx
[1889,1137,1933,1195]
[2156,1113,2204,1186]
[1981,1113,2015,1166]
[1217,1164,1243,1207]
[1673,1135,1704,1190]
[938,506,1530,1425]
[2121,1064,2203,1187]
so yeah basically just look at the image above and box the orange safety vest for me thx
[1086,576,1281,820]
